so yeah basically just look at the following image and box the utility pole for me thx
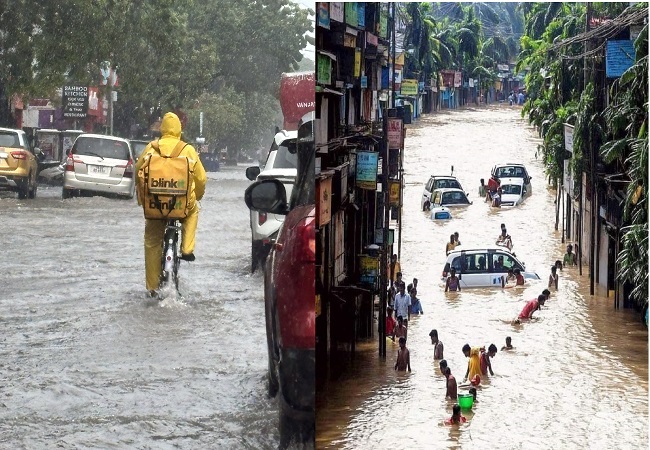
[585,1,596,296]
[391,3,396,108]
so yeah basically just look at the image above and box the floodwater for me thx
[316,107,648,449]
[0,166,281,448]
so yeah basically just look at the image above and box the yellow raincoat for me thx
[136,112,207,291]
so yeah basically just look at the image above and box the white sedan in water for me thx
[498,177,527,207]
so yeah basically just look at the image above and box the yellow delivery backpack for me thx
[138,140,193,220]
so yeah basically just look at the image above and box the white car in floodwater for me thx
[498,177,528,207]
[441,247,540,288]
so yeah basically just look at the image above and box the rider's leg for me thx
[144,219,166,291]
[181,202,200,257]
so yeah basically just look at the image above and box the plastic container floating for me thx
[458,394,474,410]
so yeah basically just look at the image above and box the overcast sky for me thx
[294,0,315,61]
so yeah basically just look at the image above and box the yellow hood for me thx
[160,112,182,138]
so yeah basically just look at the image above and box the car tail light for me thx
[294,216,315,262]
[10,151,27,160]
[65,155,75,171]
[118,158,134,178]
[258,212,267,226]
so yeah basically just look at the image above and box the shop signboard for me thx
[317,3,330,29]
[316,174,333,226]
[401,79,418,96]
[359,255,379,285]
[62,85,89,119]
[361,75,368,88]
[366,32,378,47]
[374,228,395,245]
[387,117,403,149]
[354,48,361,77]
[345,2,357,26]
[356,151,378,190]
[357,3,365,28]
[317,53,332,85]
[453,71,462,88]
[564,123,574,152]
[330,2,344,22]
[379,9,388,38]
[389,180,400,206]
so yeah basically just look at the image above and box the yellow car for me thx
[0,127,38,198]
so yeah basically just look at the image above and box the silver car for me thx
[62,134,135,199]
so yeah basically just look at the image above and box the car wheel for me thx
[28,178,37,199]
[278,402,314,450]
[17,178,30,199]
[62,188,74,199]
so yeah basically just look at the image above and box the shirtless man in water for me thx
[395,336,411,372]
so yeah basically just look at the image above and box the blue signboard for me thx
[381,67,389,89]
[356,151,378,190]
[358,3,365,28]
[606,40,635,78]
[361,75,368,89]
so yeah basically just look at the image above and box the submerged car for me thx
[62,134,135,199]
[421,175,464,210]
[442,247,540,288]
[428,188,472,208]
[492,163,532,192]
[430,206,452,220]
[498,177,528,206]
[0,127,39,198]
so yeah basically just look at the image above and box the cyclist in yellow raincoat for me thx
[136,112,207,295]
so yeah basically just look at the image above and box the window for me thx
[491,253,521,272]
[463,253,488,273]
[501,184,522,195]
[426,179,434,192]
[74,137,130,160]
[0,132,20,148]
[450,256,462,272]
[268,142,297,169]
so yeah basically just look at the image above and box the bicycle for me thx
[160,219,182,293]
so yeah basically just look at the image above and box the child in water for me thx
[444,404,467,425]
[501,336,515,351]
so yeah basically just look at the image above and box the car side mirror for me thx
[245,166,261,181]
[244,179,290,215]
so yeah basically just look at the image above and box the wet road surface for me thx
[316,106,648,449]
[0,166,281,448]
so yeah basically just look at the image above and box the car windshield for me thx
[501,184,522,195]
[433,179,461,190]
[442,191,468,204]
[496,166,525,178]
[0,131,20,148]
[266,141,297,169]
[73,137,130,160]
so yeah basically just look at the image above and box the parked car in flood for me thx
[427,188,472,208]
[498,177,528,207]
[0,127,38,198]
[244,112,315,447]
[62,134,135,199]
[421,175,464,210]
[442,247,540,288]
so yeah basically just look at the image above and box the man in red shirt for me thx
[486,174,500,200]
[517,294,546,321]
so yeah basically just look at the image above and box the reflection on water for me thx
[316,107,648,449]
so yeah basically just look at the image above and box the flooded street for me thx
[316,107,648,449]
[0,166,280,448]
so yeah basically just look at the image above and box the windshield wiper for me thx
[83,152,104,160]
